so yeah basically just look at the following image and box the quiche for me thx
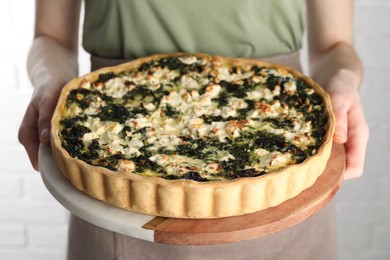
[51,53,335,218]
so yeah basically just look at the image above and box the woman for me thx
[19,0,369,259]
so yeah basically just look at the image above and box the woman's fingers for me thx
[18,103,40,171]
[326,74,369,180]
[18,90,60,171]
[343,103,369,180]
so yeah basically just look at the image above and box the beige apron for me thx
[67,52,338,260]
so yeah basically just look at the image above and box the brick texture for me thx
[0,0,388,259]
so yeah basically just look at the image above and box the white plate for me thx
[39,144,155,242]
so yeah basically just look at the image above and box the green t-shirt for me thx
[83,0,305,59]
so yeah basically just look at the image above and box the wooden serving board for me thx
[39,143,345,246]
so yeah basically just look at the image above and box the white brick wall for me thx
[337,1,390,260]
[0,1,388,259]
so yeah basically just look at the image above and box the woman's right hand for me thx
[18,78,66,171]
[19,0,82,170]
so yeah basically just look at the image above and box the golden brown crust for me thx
[51,53,335,218]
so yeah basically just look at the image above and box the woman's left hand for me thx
[324,69,369,180]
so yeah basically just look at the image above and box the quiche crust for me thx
[51,53,335,218]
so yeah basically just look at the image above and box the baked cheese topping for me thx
[59,54,328,181]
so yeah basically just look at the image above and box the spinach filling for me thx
[161,104,181,118]
[59,55,328,181]
[138,57,205,76]
[133,155,165,175]
[97,104,130,123]
[60,123,102,165]
[96,72,117,83]
[220,80,247,98]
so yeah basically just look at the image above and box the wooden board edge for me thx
[153,144,345,245]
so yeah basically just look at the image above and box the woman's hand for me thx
[307,0,368,180]
[19,0,81,170]
[18,79,65,171]
[325,69,369,180]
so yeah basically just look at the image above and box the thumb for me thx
[39,127,50,144]
[332,104,348,144]
[37,96,58,144]
[333,113,348,144]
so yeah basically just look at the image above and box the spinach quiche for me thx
[51,53,335,218]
